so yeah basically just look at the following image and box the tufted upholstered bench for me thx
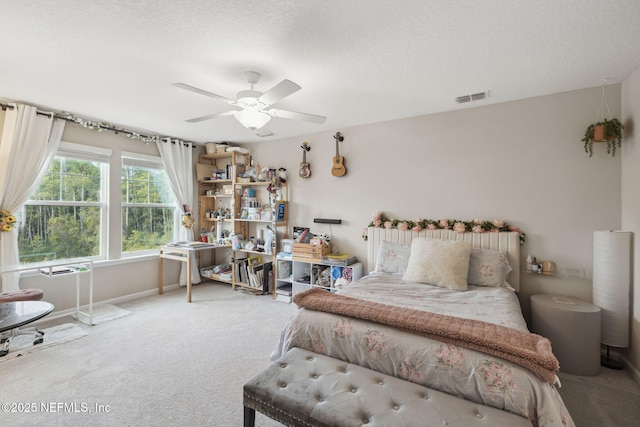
[243,347,532,427]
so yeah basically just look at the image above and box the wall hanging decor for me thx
[299,141,311,178]
[331,132,346,177]
[582,80,624,157]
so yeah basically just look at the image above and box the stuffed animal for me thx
[267,175,281,194]
[316,233,331,242]
[267,167,287,193]
[257,167,269,182]
[278,167,287,183]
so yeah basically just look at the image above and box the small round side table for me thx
[530,294,601,376]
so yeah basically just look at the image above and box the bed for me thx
[272,228,574,426]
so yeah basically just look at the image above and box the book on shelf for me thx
[277,259,292,279]
[235,258,249,284]
[297,229,312,243]
[243,260,273,293]
[321,255,357,266]
[276,293,292,303]
[40,266,74,276]
[276,283,292,295]
[276,283,292,303]
[248,256,262,267]
[167,241,219,248]
[262,262,273,293]
[248,262,262,289]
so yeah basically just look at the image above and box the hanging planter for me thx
[582,118,624,157]
[592,124,607,142]
[581,80,624,157]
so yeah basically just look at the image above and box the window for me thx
[121,152,176,254]
[18,144,176,263]
[18,143,109,263]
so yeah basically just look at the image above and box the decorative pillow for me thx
[467,248,512,287]
[375,240,412,274]
[402,238,471,291]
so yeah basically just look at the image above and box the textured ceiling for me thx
[1,0,640,144]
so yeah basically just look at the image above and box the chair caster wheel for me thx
[34,338,43,345]
[0,350,8,357]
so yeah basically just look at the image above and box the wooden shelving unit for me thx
[196,150,288,298]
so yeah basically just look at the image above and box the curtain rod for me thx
[0,101,197,147]
[1,102,51,118]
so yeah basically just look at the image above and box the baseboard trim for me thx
[35,284,181,324]
[621,353,640,386]
[600,348,640,386]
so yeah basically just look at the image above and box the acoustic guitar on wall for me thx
[331,132,346,177]
[299,141,311,178]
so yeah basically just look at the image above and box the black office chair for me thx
[0,289,46,357]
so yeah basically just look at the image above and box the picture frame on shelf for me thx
[276,201,288,221]
[293,227,309,240]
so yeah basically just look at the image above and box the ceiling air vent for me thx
[455,91,489,104]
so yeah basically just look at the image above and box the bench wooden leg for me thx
[244,405,256,427]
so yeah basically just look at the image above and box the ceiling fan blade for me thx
[185,110,237,123]
[172,83,235,104]
[258,79,301,106]
[270,108,327,124]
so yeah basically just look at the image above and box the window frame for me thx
[19,141,111,263]
[120,151,178,257]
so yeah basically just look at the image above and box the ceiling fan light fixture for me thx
[235,109,271,130]
[175,70,326,129]
[236,90,264,108]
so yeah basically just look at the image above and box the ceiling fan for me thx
[172,71,327,135]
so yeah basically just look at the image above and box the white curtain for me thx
[156,138,200,285]
[0,104,65,292]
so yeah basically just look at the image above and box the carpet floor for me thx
[1,283,296,426]
[1,282,639,426]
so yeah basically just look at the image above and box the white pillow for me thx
[467,248,512,287]
[375,240,411,274]
[403,238,471,291]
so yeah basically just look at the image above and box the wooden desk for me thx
[158,244,227,302]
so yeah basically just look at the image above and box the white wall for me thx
[245,85,622,320]
[621,67,640,376]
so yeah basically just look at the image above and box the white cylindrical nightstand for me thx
[530,294,601,376]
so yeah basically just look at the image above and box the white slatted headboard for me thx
[366,227,521,291]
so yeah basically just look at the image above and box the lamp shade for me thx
[234,109,271,130]
[592,230,631,348]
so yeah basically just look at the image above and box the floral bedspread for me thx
[272,274,574,427]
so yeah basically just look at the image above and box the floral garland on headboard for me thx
[363,212,525,244]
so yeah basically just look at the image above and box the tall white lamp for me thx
[592,230,632,369]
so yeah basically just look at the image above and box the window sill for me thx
[17,253,159,278]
